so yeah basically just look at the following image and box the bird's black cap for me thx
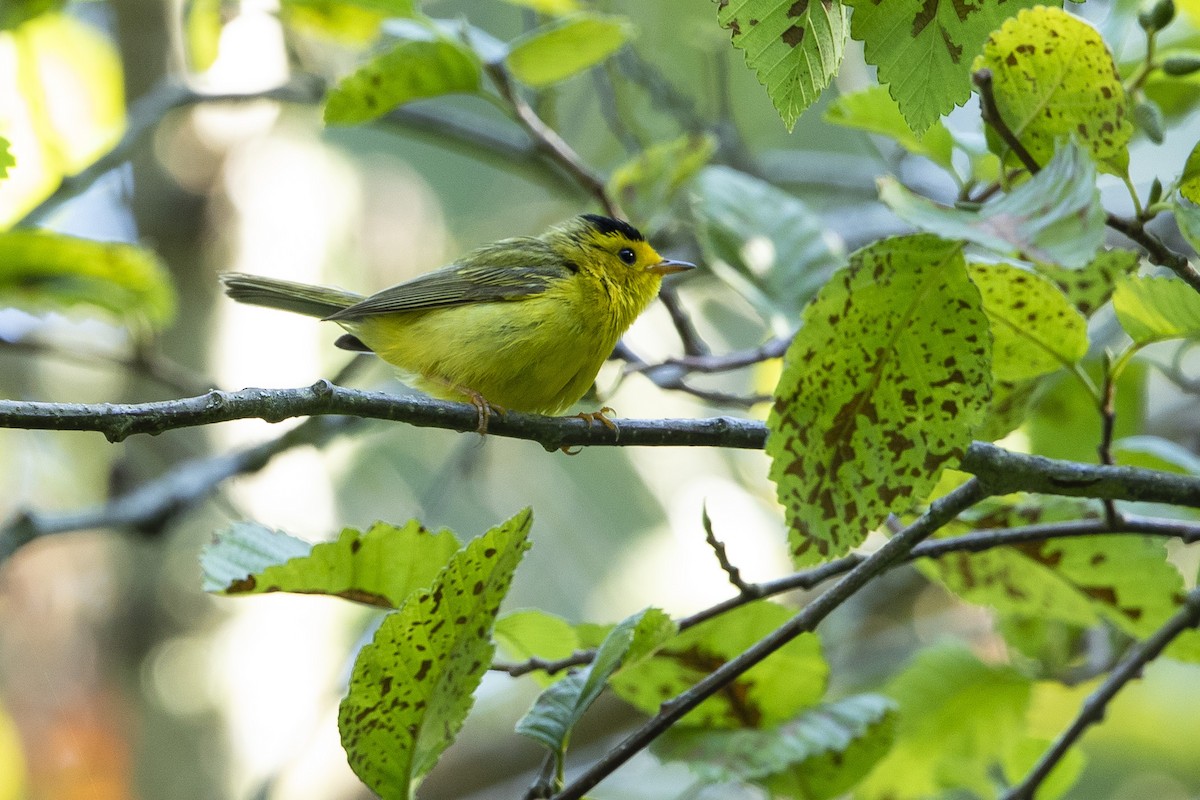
[580,213,644,242]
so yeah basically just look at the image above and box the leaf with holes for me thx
[202,520,461,609]
[824,86,955,172]
[845,0,1047,134]
[974,6,1132,175]
[611,601,827,729]
[968,263,1087,381]
[655,694,896,799]
[768,234,991,566]
[1113,275,1200,344]
[325,38,481,125]
[338,509,532,799]
[878,140,1106,269]
[717,0,849,131]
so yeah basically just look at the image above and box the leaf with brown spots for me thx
[974,6,1132,175]
[201,519,460,609]
[878,140,1106,269]
[338,509,532,798]
[968,262,1088,381]
[1035,248,1140,317]
[653,694,895,797]
[767,234,991,566]
[324,38,481,125]
[717,0,849,131]
[846,0,1047,134]
[610,601,828,729]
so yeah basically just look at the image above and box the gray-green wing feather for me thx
[324,238,567,320]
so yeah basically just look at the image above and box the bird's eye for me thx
[617,247,637,265]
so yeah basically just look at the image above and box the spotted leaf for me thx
[846,0,1048,134]
[768,235,991,566]
[974,6,1132,175]
[1035,249,1140,317]
[717,0,849,131]
[338,509,532,799]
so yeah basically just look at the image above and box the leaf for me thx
[324,38,481,125]
[516,609,675,761]
[717,0,849,131]
[0,0,61,29]
[494,609,581,665]
[654,694,895,799]
[858,644,1032,800]
[611,601,828,728]
[878,140,1106,269]
[0,137,13,180]
[1112,275,1200,344]
[768,235,991,566]
[974,378,1040,442]
[968,262,1088,381]
[845,0,1046,134]
[1182,140,1200,204]
[0,231,175,329]
[505,13,630,88]
[1002,737,1086,800]
[1175,192,1200,256]
[691,165,844,328]
[1035,249,1140,317]
[1026,360,1146,463]
[339,509,533,800]
[607,133,717,233]
[202,520,461,609]
[824,86,956,173]
[1113,435,1200,476]
[500,0,581,14]
[974,6,1132,175]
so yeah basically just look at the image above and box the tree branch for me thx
[548,478,991,800]
[1002,585,1200,800]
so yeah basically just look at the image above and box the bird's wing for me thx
[324,239,568,320]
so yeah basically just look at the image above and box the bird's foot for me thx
[559,407,618,454]
[468,390,505,435]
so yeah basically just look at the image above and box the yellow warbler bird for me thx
[220,214,693,432]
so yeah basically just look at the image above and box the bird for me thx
[220,214,693,433]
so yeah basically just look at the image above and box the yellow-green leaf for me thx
[969,262,1088,381]
[1181,139,1200,204]
[324,38,481,125]
[768,235,991,566]
[0,231,175,329]
[500,0,581,13]
[824,86,955,172]
[1113,274,1200,344]
[505,13,630,88]
[846,0,1048,134]
[1035,249,1140,317]
[974,6,1132,175]
[0,137,12,180]
[608,133,716,233]
[718,0,849,132]
[202,520,461,609]
[339,509,532,800]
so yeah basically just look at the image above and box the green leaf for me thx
[1035,249,1141,317]
[655,694,895,799]
[612,601,828,728]
[0,231,175,329]
[324,38,481,125]
[202,520,461,609]
[505,13,630,87]
[768,235,991,566]
[0,137,14,180]
[1175,192,1200,256]
[0,0,61,29]
[495,609,581,666]
[858,644,1032,800]
[1182,140,1200,204]
[183,0,222,72]
[824,86,955,173]
[1113,435,1200,476]
[691,165,844,328]
[607,134,717,233]
[974,6,1132,175]
[968,262,1088,381]
[339,509,533,800]
[516,608,674,761]
[878,140,1106,269]
[975,378,1040,442]
[1002,736,1085,800]
[1112,274,1200,344]
[500,0,581,14]
[717,0,849,131]
[845,0,1046,134]
[1026,361,1146,463]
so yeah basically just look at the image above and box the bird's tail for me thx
[219,273,363,319]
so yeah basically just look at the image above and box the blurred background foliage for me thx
[0,1,1199,799]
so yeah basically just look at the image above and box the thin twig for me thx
[1002,585,1200,800]
[701,503,753,594]
[623,334,792,376]
[611,342,768,408]
[548,479,991,800]
[658,285,710,356]
[972,68,1200,294]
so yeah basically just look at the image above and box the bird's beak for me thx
[648,259,695,275]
